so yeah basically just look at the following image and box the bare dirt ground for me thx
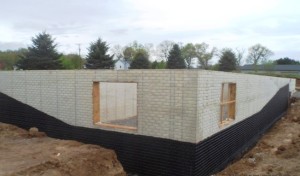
[217,99,300,176]
[0,123,126,176]
[2,100,300,176]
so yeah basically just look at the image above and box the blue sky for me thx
[0,0,299,63]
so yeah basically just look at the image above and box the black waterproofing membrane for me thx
[0,85,289,176]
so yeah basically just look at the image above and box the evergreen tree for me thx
[218,49,237,72]
[274,57,300,65]
[167,44,186,69]
[85,38,114,69]
[130,50,150,69]
[16,32,62,70]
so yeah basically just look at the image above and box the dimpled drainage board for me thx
[0,85,289,176]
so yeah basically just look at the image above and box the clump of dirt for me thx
[0,123,126,176]
[217,99,300,176]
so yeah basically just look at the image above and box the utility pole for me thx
[76,43,81,57]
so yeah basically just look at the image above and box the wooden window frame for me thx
[92,81,137,131]
[220,82,236,125]
[296,79,300,90]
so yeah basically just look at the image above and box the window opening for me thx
[93,82,137,130]
[220,83,236,123]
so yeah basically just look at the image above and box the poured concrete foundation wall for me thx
[0,70,295,143]
[0,85,290,176]
[100,82,137,122]
[0,70,198,142]
[196,71,295,142]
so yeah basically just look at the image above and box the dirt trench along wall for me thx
[0,70,294,176]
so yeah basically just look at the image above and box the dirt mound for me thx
[0,123,126,176]
[216,99,300,175]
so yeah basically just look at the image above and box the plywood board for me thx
[93,82,100,123]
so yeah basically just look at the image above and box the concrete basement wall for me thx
[100,82,137,123]
[0,70,199,143]
[0,70,294,176]
[0,70,295,144]
[196,70,295,142]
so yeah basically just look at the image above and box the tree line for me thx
[0,32,298,71]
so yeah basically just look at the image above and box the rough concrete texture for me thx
[0,70,295,143]
[100,82,137,123]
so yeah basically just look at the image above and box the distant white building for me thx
[115,59,130,70]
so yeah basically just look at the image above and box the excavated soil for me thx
[216,99,300,176]
[0,123,126,176]
[2,100,300,176]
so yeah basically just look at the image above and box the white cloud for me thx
[0,0,299,61]
[126,0,280,31]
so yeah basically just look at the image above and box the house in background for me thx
[240,64,300,74]
[114,59,130,70]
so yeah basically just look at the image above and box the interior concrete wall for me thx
[100,82,137,122]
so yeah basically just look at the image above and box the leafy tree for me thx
[235,48,245,67]
[130,50,150,69]
[60,54,84,69]
[151,60,166,69]
[195,42,216,69]
[274,57,300,65]
[127,41,154,57]
[127,41,154,60]
[16,32,62,70]
[209,64,219,71]
[167,44,186,69]
[218,49,237,72]
[136,48,149,59]
[151,60,159,69]
[246,44,274,71]
[123,46,136,62]
[156,40,175,61]
[182,43,196,69]
[129,40,144,50]
[85,38,114,69]
[151,60,167,69]
[262,60,276,72]
[111,42,153,69]
[158,60,167,69]
[0,49,27,70]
